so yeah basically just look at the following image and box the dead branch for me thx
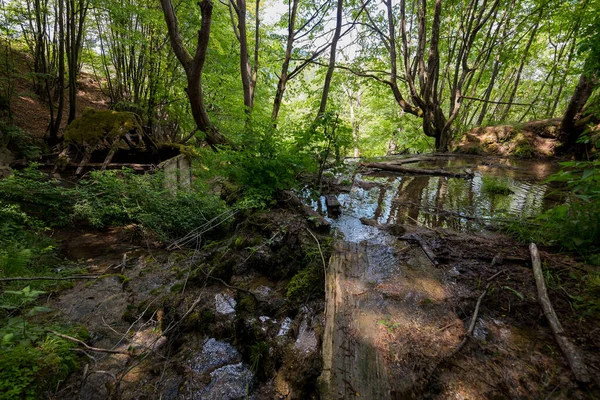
[452,269,506,355]
[530,243,590,383]
[0,276,98,282]
[361,162,473,179]
[282,190,331,232]
[387,156,438,165]
[46,330,131,355]
[399,233,439,266]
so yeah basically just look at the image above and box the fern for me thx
[0,247,32,277]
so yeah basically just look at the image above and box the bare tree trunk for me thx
[160,0,229,148]
[49,0,65,140]
[558,62,598,152]
[499,12,541,122]
[317,0,343,117]
[271,0,298,123]
[229,0,259,116]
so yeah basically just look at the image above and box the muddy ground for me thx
[40,155,599,399]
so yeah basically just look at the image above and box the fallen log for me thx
[530,243,590,383]
[282,190,331,233]
[399,233,439,266]
[359,217,406,236]
[388,156,438,165]
[361,162,473,179]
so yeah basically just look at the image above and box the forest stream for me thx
[39,154,597,399]
[318,154,594,399]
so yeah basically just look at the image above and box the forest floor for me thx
[35,154,600,399]
[320,154,599,399]
[2,44,108,138]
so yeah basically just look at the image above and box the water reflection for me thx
[327,156,561,235]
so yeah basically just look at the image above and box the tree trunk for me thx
[271,0,298,123]
[49,0,65,140]
[317,0,343,117]
[160,0,228,148]
[558,63,598,152]
[499,13,540,122]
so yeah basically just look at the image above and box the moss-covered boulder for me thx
[64,108,143,145]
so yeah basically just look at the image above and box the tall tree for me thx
[66,0,89,122]
[317,0,343,117]
[228,0,260,115]
[160,0,228,147]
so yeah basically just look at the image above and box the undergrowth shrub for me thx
[0,165,73,225]
[0,122,41,160]
[505,160,600,263]
[74,168,229,240]
[200,122,301,205]
[0,318,82,399]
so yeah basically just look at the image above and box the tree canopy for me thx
[0,0,597,153]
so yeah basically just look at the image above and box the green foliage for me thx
[0,320,80,399]
[377,316,400,332]
[294,112,352,186]
[249,341,269,373]
[505,161,600,261]
[0,165,73,225]
[0,122,40,159]
[481,177,514,195]
[74,168,229,240]
[200,121,301,205]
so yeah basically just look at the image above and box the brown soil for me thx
[3,45,108,138]
[456,119,562,158]
[322,223,600,399]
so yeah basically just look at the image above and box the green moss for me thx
[64,108,143,145]
[170,282,184,293]
[481,177,514,195]
[237,295,255,314]
[512,133,534,158]
[286,265,323,304]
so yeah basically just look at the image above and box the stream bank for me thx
[318,154,599,399]
[36,154,600,399]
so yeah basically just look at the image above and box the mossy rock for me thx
[64,108,143,145]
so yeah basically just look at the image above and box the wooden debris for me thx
[75,146,94,175]
[101,141,121,171]
[399,233,439,266]
[325,195,341,216]
[388,156,437,165]
[361,162,473,179]
[359,217,406,236]
[283,190,330,232]
[530,243,591,383]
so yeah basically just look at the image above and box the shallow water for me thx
[321,155,561,237]
[319,155,565,398]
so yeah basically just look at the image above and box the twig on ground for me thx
[0,276,98,282]
[530,243,590,383]
[453,269,507,355]
[47,330,131,355]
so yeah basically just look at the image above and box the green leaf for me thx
[582,169,595,180]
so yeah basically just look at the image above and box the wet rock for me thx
[252,285,271,301]
[215,292,236,316]
[473,318,488,341]
[277,317,293,337]
[190,338,241,375]
[294,315,318,355]
[198,362,254,400]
